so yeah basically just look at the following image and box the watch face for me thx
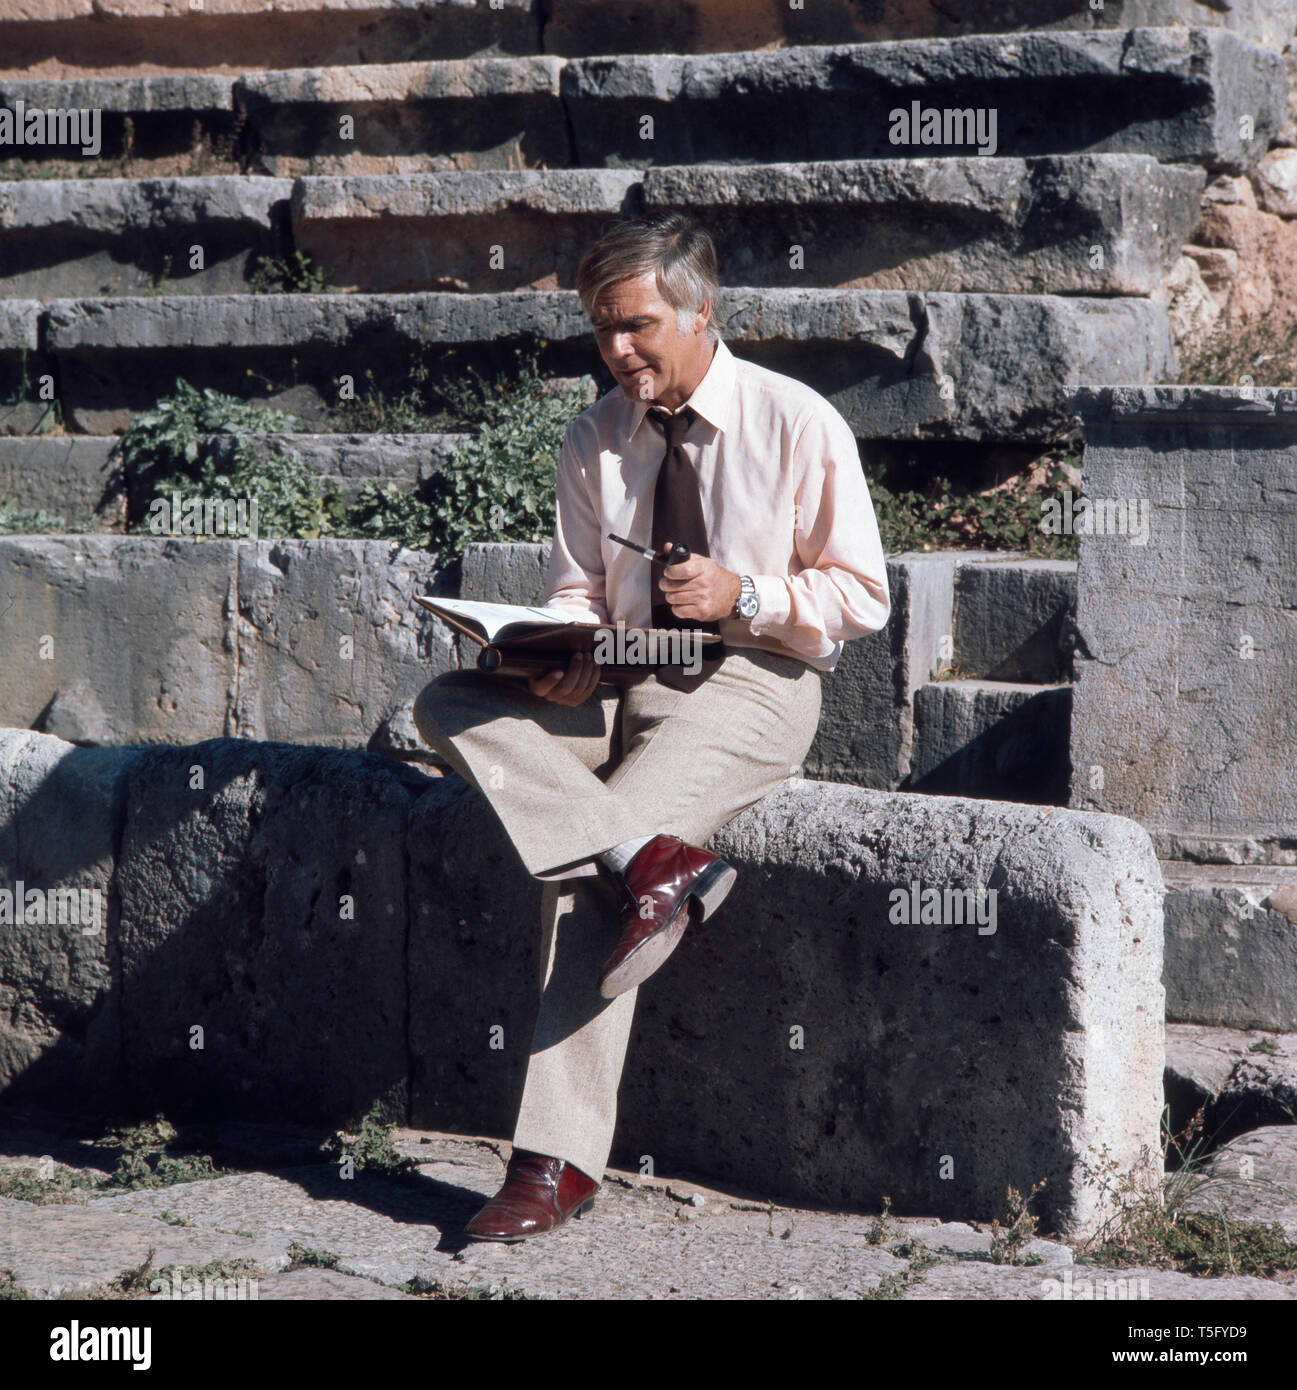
[739,594,760,618]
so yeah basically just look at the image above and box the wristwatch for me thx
[733,574,760,621]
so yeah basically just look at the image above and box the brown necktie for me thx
[646,405,723,690]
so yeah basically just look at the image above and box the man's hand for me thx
[528,649,602,706]
[656,543,743,623]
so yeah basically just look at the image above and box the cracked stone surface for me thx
[2,1119,1294,1300]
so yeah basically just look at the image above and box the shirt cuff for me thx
[745,573,792,636]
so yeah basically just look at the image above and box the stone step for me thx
[1162,862,1297,1034]
[0,30,1280,177]
[3,0,1289,78]
[291,156,1205,296]
[0,157,1205,300]
[952,554,1076,682]
[0,725,1165,1236]
[0,433,468,530]
[0,0,540,78]
[245,30,1282,176]
[14,289,1173,440]
[909,679,1072,804]
[0,176,295,299]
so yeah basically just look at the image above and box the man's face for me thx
[590,271,711,409]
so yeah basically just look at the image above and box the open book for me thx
[414,595,724,682]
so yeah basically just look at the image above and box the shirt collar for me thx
[628,337,735,440]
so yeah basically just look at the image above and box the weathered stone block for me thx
[43,289,1175,441]
[0,729,138,1109]
[0,536,239,745]
[1069,387,1297,849]
[115,739,433,1125]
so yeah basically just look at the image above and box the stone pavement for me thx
[1,1114,1294,1301]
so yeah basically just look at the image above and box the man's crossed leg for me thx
[412,648,821,1240]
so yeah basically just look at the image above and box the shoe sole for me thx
[598,858,737,999]
[465,1196,596,1243]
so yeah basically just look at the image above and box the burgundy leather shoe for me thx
[597,834,738,999]
[464,1149,599,1243]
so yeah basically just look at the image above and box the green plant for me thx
[868,451,1080,559]
[426,350,589,560]
[0,500,74,534]
[1248,1037,1280,1055]
[0,1270,31,1300]
[326,1104,414,1178]
[865,1194,894,1245]
[117,381,337,539]
[249,250,331,295]
[286,1243,342,1270]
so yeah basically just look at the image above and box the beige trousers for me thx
[412,646,822,1182]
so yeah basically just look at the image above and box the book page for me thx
[416,596,600,642]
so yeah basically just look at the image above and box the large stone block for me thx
[1162,862,1297,1032]
[911,680,1072,804]
[0,0,540,78]
[1069,387,1297,852]
[647,156,1205,296]
[114,739,433,1125]
[459,539,550,606]
[237,57,569,175]
[0,729,139,1110]
[291,156,1203,296]
[232,539,457,748]
[407,777,1165,1235]
[0,536,240,745]
[0,536,457,751]
[545,0,1297,54]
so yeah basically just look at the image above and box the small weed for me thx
[1077,1111,1297,1276]
[1248,1037,1280,1056]
[325,1104,415,1178]
[865,1194,894,1245]
[988,1179,1047,1265]
[156,1211,194,1228]
[249,251,332,295]
[286,1243,342,1270]
[0,1270,32,1301]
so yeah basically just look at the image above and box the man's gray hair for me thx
[576,212,724,342]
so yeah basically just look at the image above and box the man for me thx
[413,211,890,1242]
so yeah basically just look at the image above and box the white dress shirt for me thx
[542,336,891,672]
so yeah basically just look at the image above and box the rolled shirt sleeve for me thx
[744,407,891,664]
